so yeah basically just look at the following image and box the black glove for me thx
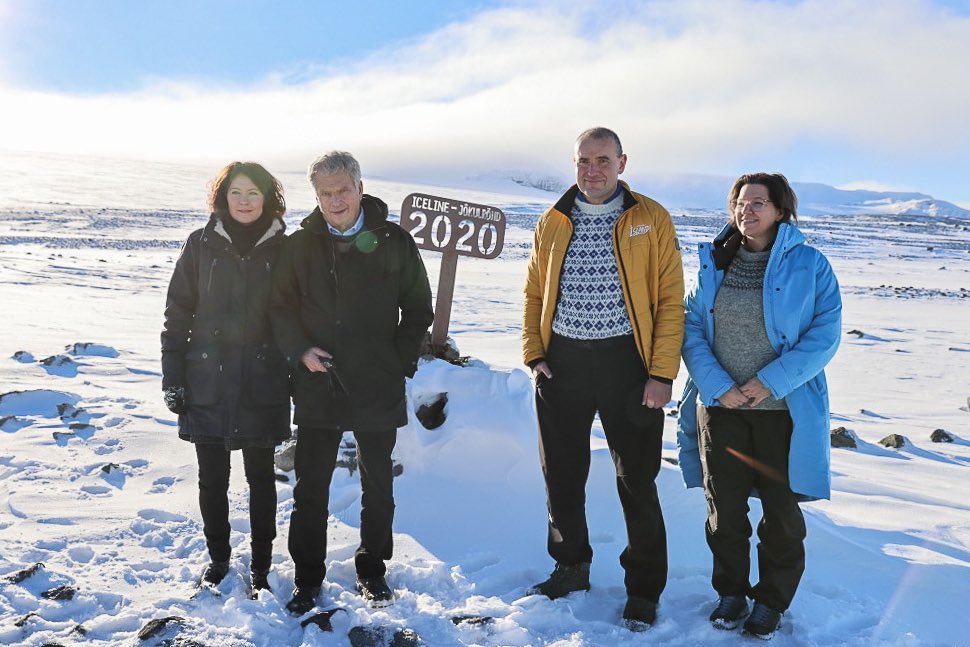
[163,386,187,415]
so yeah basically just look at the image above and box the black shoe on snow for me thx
[622,595,657,631]
[742,602,782,640]
[710,594,749,630]
[356,576,394,607]
[250,569,272,598]
[286,586,321,615]
[199,560,230,587]
[528,563,591,599]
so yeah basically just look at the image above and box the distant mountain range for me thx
[488,171,970,218]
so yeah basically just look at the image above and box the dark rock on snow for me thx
[137,616,185,641]
[6,562,44,583]
[847,329,865,338]
[274,437,297,472]
[349,625,421,647]
[300,608,344,632]
[415,393,448,430]
[830,427,857,448]
[57,403,78,417]
[451,615,494,626]
[879,434,907,449]
[420,332,462,365]
[930,428,955,443]
[14,611,39,627]
[41,355,76,367]
[41,584,77,600]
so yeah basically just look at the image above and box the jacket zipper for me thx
[206,258,218,294]
[612,213,645,364]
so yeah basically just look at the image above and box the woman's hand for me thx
[717,385,749,409]
[739,377,772,408]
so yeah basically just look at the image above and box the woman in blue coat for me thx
[678,173,841,639]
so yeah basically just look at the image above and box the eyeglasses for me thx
[731,199,772,212]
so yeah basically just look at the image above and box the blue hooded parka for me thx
[677,221,842,500]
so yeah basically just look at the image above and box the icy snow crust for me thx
[1,159,969,646]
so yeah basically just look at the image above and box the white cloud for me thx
[1,0,969,196]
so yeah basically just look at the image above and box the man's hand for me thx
[163,386,186,415]
[717,385,749,409]
[739,377,771,408]
[532,361,553,381]
[642,378,672,409]
[302,347,333,373]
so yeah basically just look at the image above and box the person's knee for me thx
[198,467,230,491]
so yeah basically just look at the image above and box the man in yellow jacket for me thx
[522,127,684,630]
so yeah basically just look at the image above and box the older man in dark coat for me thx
[270,151,433,614]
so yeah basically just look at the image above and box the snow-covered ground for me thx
[1,152,968,646]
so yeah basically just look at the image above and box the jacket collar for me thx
[203,214,285,250]
[553,180,637,217]
[710,220,804,270]
[300,194,389,235]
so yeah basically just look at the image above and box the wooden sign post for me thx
[401,193,506,349]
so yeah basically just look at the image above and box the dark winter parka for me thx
[161,216,291,449]
[269,195,434,432]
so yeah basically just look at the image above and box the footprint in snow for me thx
[40,354,81,377]
[80,485,112,497]
[1,416,31,433]
[148,476,177,493]
[66,342,119,358]
[99,463,126,489]
[0,390,80,418]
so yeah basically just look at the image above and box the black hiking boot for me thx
[286,585,321,615]
[356,575,395,607]
[250,569,272,598]
[622,595,657,631]
[199,560,230,587]
[710,594,749,630]
[528,563,591,599]
[742,602,782,640]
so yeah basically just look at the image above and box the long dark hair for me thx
[727,172,797,226]
[207,161,286,220]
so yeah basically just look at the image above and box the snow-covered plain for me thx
[1,151,968,646]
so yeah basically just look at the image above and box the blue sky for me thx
[1,0,969,206]
[0,0,497,92]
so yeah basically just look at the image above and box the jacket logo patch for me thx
[630,224,651,238]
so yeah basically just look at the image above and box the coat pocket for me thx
[184,347,221,405]
[249,347,290,406]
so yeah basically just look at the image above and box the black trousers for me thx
[288,427,397,587]
[698,405,806,612]
[535,334,668,601]
[195,443,277,570]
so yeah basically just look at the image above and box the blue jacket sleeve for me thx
[681,270,735,405]
[757,253,842,398]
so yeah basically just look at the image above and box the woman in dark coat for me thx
[161,162,291,594]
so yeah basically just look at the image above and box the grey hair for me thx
[307,151,362,186]
[575,127,623,156]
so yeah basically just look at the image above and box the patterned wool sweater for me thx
[712,245,787,410]
[552,192,633,340]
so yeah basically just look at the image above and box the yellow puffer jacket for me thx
[522,182,685,381]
